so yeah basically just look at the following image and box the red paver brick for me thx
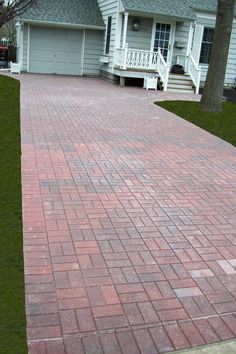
[194,319,220,344]
[222,314,236,336]
[21,75,236,354]
[124,303,144,325]
[57,288,86,299]
[180,297,202,318]
[92,304,124,318]
[65,337,84,354]
[82,335,103,354]
[28,341,47,354]
[28,314,60,327]
[58,297,89,310]
[138,301,159,323]
[60,310,78,334]
[208,316,234,340]
[149,326,174,353]
[95,314,128,330]
[175,287,203,298]
[119,292,149,304]
[44,339,66,354]
[134,329,158,354]
[153,298,182,311]
[180,322,205,347]
[158,308,189,322]
[165,324,190,350]
[76,308,96,332]
[143,282,162,300]
[156,280,176,298]
[117,331,140,354]
[100,333,122,354]
[27,325,61,340]
[194,296,216,316]
[101,285,120,304]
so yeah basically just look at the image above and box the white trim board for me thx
[20,19,105,30]
[27,24,30,72]
[81,29,86,76]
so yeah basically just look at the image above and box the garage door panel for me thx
[29,26,82,75]
[31,48,55,61]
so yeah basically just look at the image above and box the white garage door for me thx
[29,26,83,75]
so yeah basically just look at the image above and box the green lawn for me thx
[156,100,236,147]
[0,75,27,354]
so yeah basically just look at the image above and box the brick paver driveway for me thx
[21,75,236,354]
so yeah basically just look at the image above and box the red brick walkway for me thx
[20,74,236,354]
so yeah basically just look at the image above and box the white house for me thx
[17,0,236,93]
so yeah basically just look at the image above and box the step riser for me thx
[167,89,195,93]
[168,84,194,90]
[168,79,193,85]
[168,74,191,80]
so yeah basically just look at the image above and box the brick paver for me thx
[20,74,236,353]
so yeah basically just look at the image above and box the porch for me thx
[114,12,201,94]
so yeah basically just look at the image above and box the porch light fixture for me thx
[132,19,140,31]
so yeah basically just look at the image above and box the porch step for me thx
[167,88,195,94]
[168,78,193,86]
[168,83,193,90]
[168,73,192,80]
[166,73,195,93]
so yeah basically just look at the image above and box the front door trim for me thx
[150,18,176,65]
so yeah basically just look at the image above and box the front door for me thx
[153,22,173,64]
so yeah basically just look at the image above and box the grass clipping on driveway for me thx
[0,75,27,354]
[156,100,236,147]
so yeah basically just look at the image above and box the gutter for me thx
[19,19,105,30]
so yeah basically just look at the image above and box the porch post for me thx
[122,12,129,49]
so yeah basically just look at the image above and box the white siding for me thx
[196,15,216,83]
[126,16,153,50]
[197,14,236,86]
[172,21,190,65]
[226,21,236,86]
[83,30,104,75]
[97,0,119,71]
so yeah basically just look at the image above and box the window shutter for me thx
[105,17,112,54]
[192,24,204,64]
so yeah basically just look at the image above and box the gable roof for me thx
[121,0,236,20]
[19,0,104,28]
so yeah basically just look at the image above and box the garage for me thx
[29,26,83,75]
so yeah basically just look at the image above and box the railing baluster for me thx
[115,47,172,91]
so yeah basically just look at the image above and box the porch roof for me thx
[19,0,104,28]
[121,0,236,19]
[121,0,196,20]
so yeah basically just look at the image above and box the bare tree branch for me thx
[0,0,36,28]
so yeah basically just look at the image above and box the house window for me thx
[200,27,214,64]
[105,16,112,54]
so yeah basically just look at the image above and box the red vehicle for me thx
[0,45,9,68]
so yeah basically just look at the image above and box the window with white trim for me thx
[200,27,214,64]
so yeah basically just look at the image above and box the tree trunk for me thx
[200,0,235,112]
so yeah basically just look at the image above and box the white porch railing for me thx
[156,48,170,92]
[177,54,201,94]
[115,45,170,91]
[176,55,187,69]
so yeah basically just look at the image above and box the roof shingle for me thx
[20,0,104,28]
[121,0,236,19]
